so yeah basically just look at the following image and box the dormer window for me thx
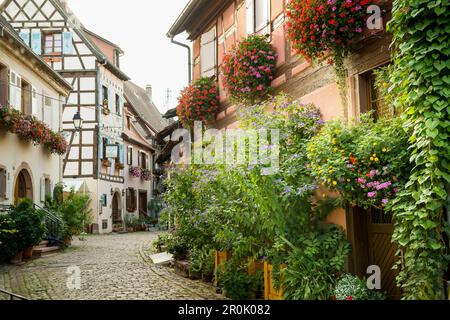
[43,32,62,55]
[113,50,120,67]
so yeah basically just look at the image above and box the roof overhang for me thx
[167,0,234,40]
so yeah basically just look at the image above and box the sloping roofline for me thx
[0,15,72,95]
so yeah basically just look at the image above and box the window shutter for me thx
[126,188,130,212]
[40,177,46,202]
[15,75,22,110]
[119,144,124,163]
[19,31,30,46]
[98,78,103,106]
[0,169,6,200]
[108,88,113,110]
[137,151,141,167]
[246,0,255,35]
[5,171,11,200]
[31,31,42,54]
[31,86,38,115]
[118,96,123,115]
[99,137,103,160]
[62,32,74,54]
[133,189,137,212]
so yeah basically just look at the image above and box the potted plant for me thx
[129,166,142,178]
[141,169,152,181]
[115,162,125,170]
[102,159,112,167]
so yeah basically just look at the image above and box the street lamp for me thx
[72,111,83,131]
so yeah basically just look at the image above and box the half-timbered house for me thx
[122,82,168,225]
[0,0,130,233]
[0,15,71,206]
[168,0,400,297]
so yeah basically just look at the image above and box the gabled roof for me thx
[167,0,234,40]
[0,15,72,95]
[83,28,124,54]
[0,0,130,81]
[124,81,169,134]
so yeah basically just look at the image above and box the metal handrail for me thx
[0,288,28,300]
[33,203,66,241]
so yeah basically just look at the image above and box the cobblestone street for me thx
[0,232,223,300]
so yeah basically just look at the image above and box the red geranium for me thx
[176,77,220,128]
[286,0,371,62]
[221,35,277,102]
[0,106,67,155]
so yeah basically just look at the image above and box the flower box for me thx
[102,107,111,116]
[214,250,232,286]
[263,262,285,300]
[141,169,152,181]
[129,166,142,178]
[115,162,125,170]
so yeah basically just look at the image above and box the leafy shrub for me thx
[282,225,351,300]
[219,261,263,300]
[0,214,18,261]
[221,35,277,102]
[307,114,412,209]
[189,247,215,278]
[335,274,386,300]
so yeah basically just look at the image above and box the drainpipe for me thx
[170,37,192,84]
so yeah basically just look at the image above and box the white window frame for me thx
[247,0,270,35]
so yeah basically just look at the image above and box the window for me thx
[0,168,6,201]
[113,50,120,67]
[44,95,52,107]
[115,94,120,114]
[102,219,108,230]
[359,67,391,120]
[127,146,133,165]
[21,79,32,115]
[0,64,8,107]
[126,116,131,130]
[44,178,51,198]
[139,151,148,170]
[200,27,217,77]
[102,85,108,108]
[126,188,137,212]
[43,32,62,55]
[247,0,270,35]
[102,137,107,160]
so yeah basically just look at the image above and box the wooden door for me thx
[367,208,401,298]
[139,191,147,219]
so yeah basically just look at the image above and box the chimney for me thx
[145,85,153,100]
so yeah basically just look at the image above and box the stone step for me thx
[33,246,60,257]
[35,241,49,249]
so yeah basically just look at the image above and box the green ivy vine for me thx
[388,0,450,299]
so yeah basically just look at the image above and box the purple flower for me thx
[356,27,363,33]
[376,181,392,191]
[368,191,377,198]
[382,199,389,205]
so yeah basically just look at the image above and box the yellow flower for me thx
[373,142,378,146]
[329,170,333,173]
[382,148,387,153]
[375,158,379,162]
[373,154,377,157]
[322,194,326,198]
[370,157,374,161]
[347,179,351,182]
[333,181,337,186]
[332,139,337,145]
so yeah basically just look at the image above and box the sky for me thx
[68,0,190,114]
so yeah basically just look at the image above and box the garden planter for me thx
[23,246,34,259]
[247,258,264,275]
[214,250,232,286]
[115,163,125,170]
[263,262,285,300]
[102,159,112,167]
[10,251,23,265]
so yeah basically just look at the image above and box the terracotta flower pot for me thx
[10,251,23,264]
[23,246,34,259]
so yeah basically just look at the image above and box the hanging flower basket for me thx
[141,169,152,181]
[115,162,125,170]
[129,166,142,178]
[0,106,67,155]
[286,0,371,63]
[176,77,220,128]
[221,35,277,102]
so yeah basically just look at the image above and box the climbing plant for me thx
[388,0,450,299]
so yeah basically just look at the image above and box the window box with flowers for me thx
[176,77,220,128]
[0,106,67,155]
[129,166,142,178]
[141,169,152,181]
[221,35,277,103]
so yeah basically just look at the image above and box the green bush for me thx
[189,247,215,278]
[334,274,386,300]
[0,214,18,261]
[219,261,263,300]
